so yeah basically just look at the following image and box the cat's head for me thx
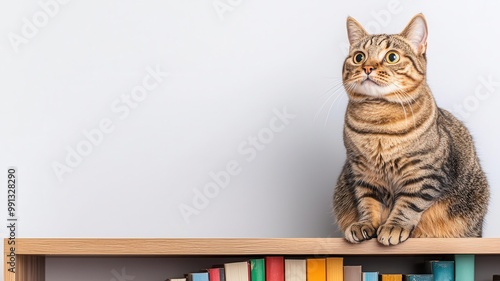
[343,14,428,102]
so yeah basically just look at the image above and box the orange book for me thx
[380,274,403,281]
[326,257,343,281]
[306,258,326,281]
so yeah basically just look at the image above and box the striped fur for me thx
[333,14,489,245]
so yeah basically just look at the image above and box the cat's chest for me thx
[348,135,413,182]
[353,136,401,163]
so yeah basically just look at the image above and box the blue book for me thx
[189,272,209,281]
[362,272,378,281]
[455,255,474,281]
[404,274,433,281]
[430,261,454,281]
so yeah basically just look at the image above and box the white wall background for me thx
[0,0,499,279]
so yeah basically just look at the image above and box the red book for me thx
[208,268,224,281]
[266,256,285,281]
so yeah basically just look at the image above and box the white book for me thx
[285,259,306,281]
[224,261,249,281]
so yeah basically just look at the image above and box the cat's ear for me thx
[346,16,368,45]
[400,13,428,55]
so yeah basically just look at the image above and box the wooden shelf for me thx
[7,237,500,255]
[5,238,500,281]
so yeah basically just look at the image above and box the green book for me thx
[455,255,474,281]
[250,259,265,281]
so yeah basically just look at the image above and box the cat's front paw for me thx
[344,222,377,243]
[377,224,414,246]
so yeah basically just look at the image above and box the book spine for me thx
[380,274,402,281]
[208,269,220,281]
[307,258,326,281]
[266,257,285,281]
[191,272,210,281]
[284,259,306,281]
[343,265,362,281]
[225,261,250,281]
[404,274,433,281]
[250,259,265,281]
[362,272,378,281]
[431,261,454,281]
[220,269,225,281]
[326,257,343,281]
[454,254,474,281]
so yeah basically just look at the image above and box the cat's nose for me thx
[363,66,375,74]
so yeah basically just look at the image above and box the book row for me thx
[165,254,494,281]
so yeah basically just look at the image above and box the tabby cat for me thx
[333,14,490,245]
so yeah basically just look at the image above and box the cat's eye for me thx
[385,51,400,64]
[353,52,365,64]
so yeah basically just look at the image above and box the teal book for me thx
[430,261,454,281]
[250,259,265,281]
[404,274,433,281]
[454,255,474,281]
[362,272,378,281]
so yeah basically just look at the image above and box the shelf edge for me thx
[6,238,500,256]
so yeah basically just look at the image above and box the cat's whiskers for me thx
[314,78,347,125]
[319,79,344,98]
[323,82,353,127]
[314,87,344,123]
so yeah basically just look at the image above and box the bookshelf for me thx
[5,238,500,281]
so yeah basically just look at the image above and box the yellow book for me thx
[306,258,326,281]
[326,257,343,281]
[380,274,402,281]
